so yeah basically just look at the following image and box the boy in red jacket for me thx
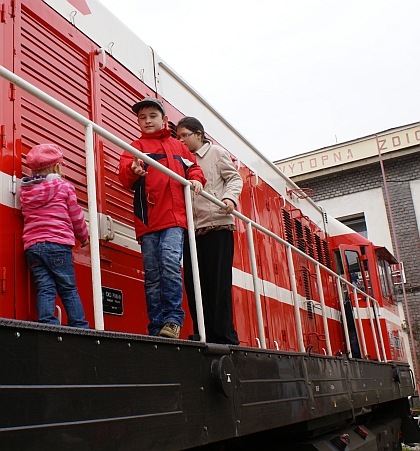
[118,97,206,339]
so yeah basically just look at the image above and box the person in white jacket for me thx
[177,117,243,345]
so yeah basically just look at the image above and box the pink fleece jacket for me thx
[19,175,89,251]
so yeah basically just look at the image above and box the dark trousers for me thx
[183,229,239,345]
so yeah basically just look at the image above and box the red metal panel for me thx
[232,167,261,347]
[232,287,258,347]
[0,5,14,163]
[233,165,253,274]
[250,179,286,349]
[92,58,165,334]
[1,1,21,319]
[0,208,30,320]
[265,197,296,351]
[0,0,14,174]
[73,243,149,334]
[9,0,94,323]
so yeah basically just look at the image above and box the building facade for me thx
[275,122,420,374]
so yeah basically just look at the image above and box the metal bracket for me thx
[96,48,106,70]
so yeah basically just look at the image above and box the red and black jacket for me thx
[118,128,206,240]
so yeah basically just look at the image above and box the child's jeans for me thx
[141,227,185,336]
[26,241,89,328]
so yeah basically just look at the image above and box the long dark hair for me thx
[176,117,211,143]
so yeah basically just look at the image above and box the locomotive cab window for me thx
[334,251,345,277]
[344,250,365,292]
[362,259,374,297]
[377,258,393,299]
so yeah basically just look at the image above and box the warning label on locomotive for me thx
[102,287,123,315]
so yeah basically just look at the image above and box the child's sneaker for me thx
[159,322,181,339]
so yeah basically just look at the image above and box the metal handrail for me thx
[0,65,387,360]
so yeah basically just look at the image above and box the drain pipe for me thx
[375,135,420,392]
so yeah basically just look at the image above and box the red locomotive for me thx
[0,1,417,450]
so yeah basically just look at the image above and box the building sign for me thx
[276,124,420,178]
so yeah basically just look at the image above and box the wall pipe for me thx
[375,135,420,389]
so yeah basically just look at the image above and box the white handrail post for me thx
[372,300,387,362]
[85,124,104,330]
[352,287,368,358]
[184,184,206,343]
[366,296,381,360]
[336,277,352,357]
[286,246,305,353]
[246,221,266,349]
[315,264,332,356]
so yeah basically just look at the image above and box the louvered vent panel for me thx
[282,210,294,245]
[302,269,311,300]
[168,121,177,138]
[314,234,325,265]
[302,269,313,319]
[307,300,314,319]
[99,66,152,224]
[20,6,91,205]
[322,240,332,269]
[305,226,315,258]
[294,218,306,252]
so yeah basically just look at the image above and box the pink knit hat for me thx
[26,144,64,170]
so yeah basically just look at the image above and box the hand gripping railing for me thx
[0,65,387,360]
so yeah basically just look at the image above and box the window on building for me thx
[337,213,368,239]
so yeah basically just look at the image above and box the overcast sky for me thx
[99,0,420,162]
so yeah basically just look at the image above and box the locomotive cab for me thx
[328,216,405,362]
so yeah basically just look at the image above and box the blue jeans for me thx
[26,242,89,328]
[141,227,185,335]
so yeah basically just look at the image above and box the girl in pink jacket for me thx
[19,144,89,328]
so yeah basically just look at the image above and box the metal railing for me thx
[0,65,387,361]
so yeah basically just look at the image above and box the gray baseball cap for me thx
[132,97,165,115]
